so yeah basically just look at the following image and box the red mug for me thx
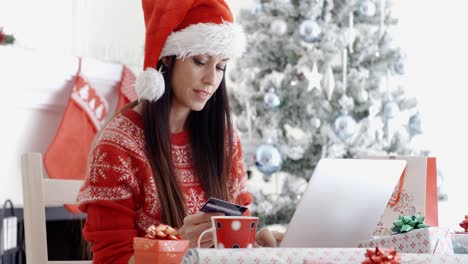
[197,216,258,248]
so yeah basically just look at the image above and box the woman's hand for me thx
[254,228,284,247]
[178,212,223,248]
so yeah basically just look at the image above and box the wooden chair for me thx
[21,152,91,264]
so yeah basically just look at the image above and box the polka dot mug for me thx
[197,216,258,248]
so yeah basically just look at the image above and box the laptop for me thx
[280,158,407,248]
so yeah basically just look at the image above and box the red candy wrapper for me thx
[460,215,468,232]
[134,224,189,264]
[362,246,401,264]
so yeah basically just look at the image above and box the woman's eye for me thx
[194,58,225,72]
[194,59,206,66]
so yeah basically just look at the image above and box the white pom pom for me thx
[135,67,165,102]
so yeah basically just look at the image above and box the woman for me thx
[77,0,282,263]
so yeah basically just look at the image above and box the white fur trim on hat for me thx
[135,67,165,102]
[160,21,247,59]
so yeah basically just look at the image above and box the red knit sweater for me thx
[77,109,253,264]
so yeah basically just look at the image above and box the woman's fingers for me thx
[198,229,214,247]
[255,228,277,247]
[255,229,285,247]
[272,230,284,243]
[199,240,214,248]
[184,212,223,225]
[180,213,223,248]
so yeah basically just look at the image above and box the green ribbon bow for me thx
[391,215,429,234]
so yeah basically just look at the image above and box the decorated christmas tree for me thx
[229,0,425,227]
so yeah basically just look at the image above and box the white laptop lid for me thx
[280,158,406,248]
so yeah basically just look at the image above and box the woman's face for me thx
[169,55,228,112]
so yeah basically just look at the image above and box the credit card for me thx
[199,197,248,216]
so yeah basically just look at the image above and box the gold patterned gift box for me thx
[133,237,189,264]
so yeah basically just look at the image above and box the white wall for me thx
[0,0,253,68]
[394,1,468,229]
[0,47,125,205]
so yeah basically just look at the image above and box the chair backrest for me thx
[21,152,91,264]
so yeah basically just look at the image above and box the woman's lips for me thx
[194,89,211,100]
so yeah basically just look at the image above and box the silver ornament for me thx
[254,144,283,175]
[408,113,422,135]
[299,20,322,42]
[263,88,281,109]
[333,114,357,140]
[311,117,322,129]
[382,102,399,119]
[356,89,369,103]
[322,66,335,100]
[358,0,377,17]
[236,115,250,133]
[270,19,288,36]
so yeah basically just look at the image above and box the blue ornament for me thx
[333,114,357,140]
[254,144,283,175]
[263,88,281,109]
[383,102,399,119]
[358,0,377,17]
[299,20,322,43]
[250,4,262,16]
[392,59,405,75]
[408,113,422,135]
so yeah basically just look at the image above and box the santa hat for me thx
[135,0,247,102]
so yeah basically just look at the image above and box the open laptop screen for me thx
[280,158,406,248]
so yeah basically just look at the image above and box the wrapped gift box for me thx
[181,248,468,264]
[358,227,453,254]
[134,237,189,264]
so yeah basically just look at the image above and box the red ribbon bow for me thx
[362,246,401,264]
[0,29,5,43]
[460,215,468,232]
[145,224,182,240]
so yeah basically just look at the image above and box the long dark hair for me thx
[142,56,233,228]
